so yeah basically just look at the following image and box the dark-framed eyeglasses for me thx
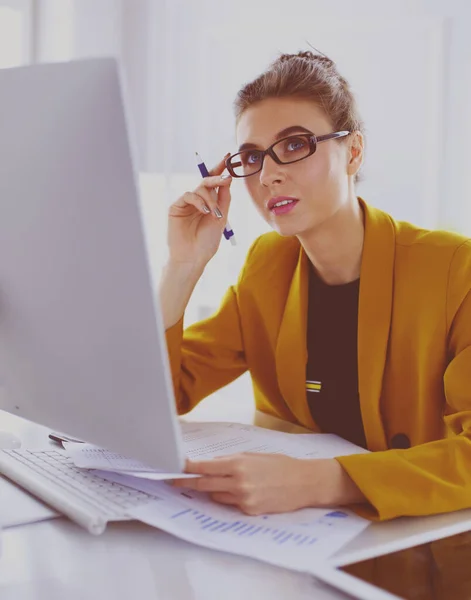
[225,131,350,178]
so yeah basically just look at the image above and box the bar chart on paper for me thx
[120,478,370,571]
[170,506,350,547]
[91,422,371,572]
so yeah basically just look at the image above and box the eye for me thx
[242,150,262,165]
[286,137,307,152]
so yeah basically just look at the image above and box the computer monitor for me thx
[0,57,184,472]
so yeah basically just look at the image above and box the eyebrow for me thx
[238,125,313,152]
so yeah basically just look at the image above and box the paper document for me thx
[181,421,368,460]
[62,443,197,479]
[66,422,371,571]
[96,469,370,571]
[65,421,368,476]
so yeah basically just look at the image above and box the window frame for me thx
[0,0,34,65]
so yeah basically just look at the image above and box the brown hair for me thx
[234,50,365,182]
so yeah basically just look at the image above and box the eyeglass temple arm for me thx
[316,131,350,143]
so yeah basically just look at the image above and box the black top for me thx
[306,264,367,448]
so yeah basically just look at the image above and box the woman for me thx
[160,51,471,521]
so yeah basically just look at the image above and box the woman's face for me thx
[235,97,355,237]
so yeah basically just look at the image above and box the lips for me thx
[267,196,299,211]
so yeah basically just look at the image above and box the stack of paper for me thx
[64,421,368,475]
[98,469,370,571]
[63,422,371,569]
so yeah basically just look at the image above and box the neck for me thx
[297,195,364,285]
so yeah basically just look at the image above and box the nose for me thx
[258,154,285,187]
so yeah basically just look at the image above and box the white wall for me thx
[6,0,469,417]
[0,0,33,66]
[29,0,471,324]
[135,1,470,325]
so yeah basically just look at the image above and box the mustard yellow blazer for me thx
[165,198,471,521]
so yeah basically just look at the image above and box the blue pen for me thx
[195,152,236,245]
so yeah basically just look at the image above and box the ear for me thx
[346,131,364,177]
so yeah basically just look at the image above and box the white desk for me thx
[2,409,471,600]
[0,410,350,600]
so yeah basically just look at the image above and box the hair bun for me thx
[278,50,335,67]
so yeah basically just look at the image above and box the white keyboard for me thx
[0,448,157,534]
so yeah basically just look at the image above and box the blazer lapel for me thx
[358,198,396,450]
[275,246,318,429]
[274,198,396,444]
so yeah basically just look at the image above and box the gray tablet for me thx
[315,527,471,600]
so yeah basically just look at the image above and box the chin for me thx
[270,218,313,238]
[272,226,300,237]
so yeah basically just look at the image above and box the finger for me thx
[185,457,239,476]
[192,190,223,218]
[196,177,232,218]
[208,152,231,177]
[173,475,236,493]
[197,174,232,191]
[176,188,223,219]
[173,191,212,215]
[210,492,239,506]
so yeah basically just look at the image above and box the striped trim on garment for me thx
[306,380,322,393]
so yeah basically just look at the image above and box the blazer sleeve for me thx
[336,241,471,521]
[164,240,260,414]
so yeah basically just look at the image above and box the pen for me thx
[195,152,236,245]
[49,432,85,445]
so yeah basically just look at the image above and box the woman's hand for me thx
[172,454,366,515]
[167,154,233,267]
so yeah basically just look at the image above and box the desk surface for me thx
[2,408,471,600]
[0,410,348,600]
